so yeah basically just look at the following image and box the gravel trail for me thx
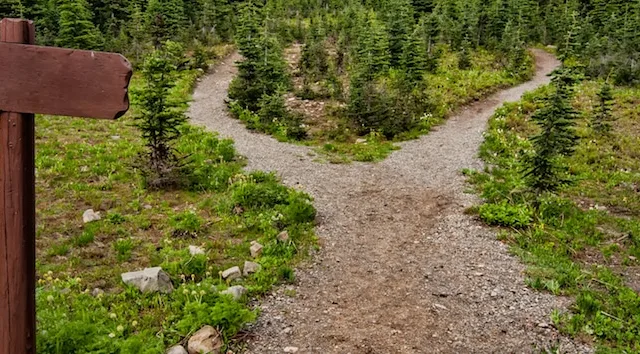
[189,50,592,353]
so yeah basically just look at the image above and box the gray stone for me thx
[221,266,241,280]
[82,209,101,223]
[277,231,289,242]
[243,261,261,276]
[187,326,223,354]
[189,245,205,256]
[121,267,174,293]
[166,345,188,354]
[91,288,104,297]
[250,241,263,258]
[284,347,299,353]
[220,285,247,300]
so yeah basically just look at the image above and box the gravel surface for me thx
[188,50,592,353]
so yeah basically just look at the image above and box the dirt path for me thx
[189,50,592,353]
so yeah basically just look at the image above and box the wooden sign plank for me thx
[0,42,132,119]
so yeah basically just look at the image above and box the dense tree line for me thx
[1,0,636,77]
[1,0,637,142]
[0,0,237,62]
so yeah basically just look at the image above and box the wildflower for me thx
[109,313,117,319]
[183,289,189,295]
[131,321,138,327]
[46,295,54,302]
[108,333,116,338]
[191,290,197,296]
[116,325,124,332]
[199,290,206,296]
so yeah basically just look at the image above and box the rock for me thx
[355,138,367,144]
[166,345,188,354]
[80,166,89,172]
[538,322,550,328]
[490,290,498,297]
[82,209,101,223]
[187,326,223,354]
[143,204,153,210]
[121,267,174,293]
[220,285,247,300]
[110,135,120,140]
[282,327,293,335]
[189,245,205,256]
[277,231,290,242]
[250,241,263,258]
[221,266,241,280]
[243,261,261,276]
[283,347,299,353]
[91,288,104,297]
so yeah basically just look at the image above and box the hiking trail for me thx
[188,50,592,353]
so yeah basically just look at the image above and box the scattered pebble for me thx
[82,209,101,223]
[250,241,263,258]
[221,266,242,280]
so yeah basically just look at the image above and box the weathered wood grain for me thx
[0,41,132,119]
[0,18,37,354]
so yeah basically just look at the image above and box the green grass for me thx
[35,45,317,353]
[467,81,640,352]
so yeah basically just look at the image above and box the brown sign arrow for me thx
[0,42,132,119]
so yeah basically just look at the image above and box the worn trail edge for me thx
[189,50,592,353]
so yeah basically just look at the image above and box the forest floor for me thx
[188,50,593,353]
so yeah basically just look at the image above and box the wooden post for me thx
[0,18,37,354]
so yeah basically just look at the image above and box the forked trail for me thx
[189,50,591,353]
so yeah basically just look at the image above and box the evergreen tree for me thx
[591,82,615,135]
[56,0,104,50]
[34,0,59,46]
[401,25,427,83]
[382,0,414,67]
[524,67,580,193]
[457,38,472,70]
[355,11,391,80]
[228,2,289,112]
[133,47,187,186]
[201,0,233,42]
[0,0,24,18]
[146,0,186,47]
[300,18,330,81]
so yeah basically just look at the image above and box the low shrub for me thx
[478,201,533,228]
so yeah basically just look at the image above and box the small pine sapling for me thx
[134,47,188,188]
[591,82,615,135]
[523,67,580,193]
[457,39,472,70]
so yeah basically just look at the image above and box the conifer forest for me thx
[1,0,640,353]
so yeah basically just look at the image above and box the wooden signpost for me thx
[0,18,132,353]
